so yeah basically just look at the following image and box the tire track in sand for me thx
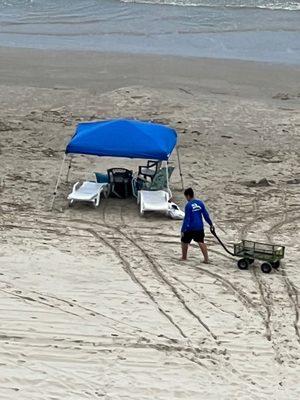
[135,231,267,323]
[2,221,187,340]
[280,266,300,344]
[250,268,272,341]
[85,228,187,339]
[3,216,264,388]
[117,227,218,341]
[171,275,241,320]
[119,230,264,389]
[2,221,212,369]
[264,186,300,345]
[245,189,300,361]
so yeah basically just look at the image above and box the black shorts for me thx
[181,230,205,244]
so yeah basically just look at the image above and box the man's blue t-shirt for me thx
[181,199,212,232]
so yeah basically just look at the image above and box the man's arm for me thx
[201,202,213,226]
[181,203,191,232]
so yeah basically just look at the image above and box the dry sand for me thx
[0,48,300,399]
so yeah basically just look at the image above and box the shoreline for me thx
[3,45,300,67]
[0,46,300,100]
[1,44,300,68]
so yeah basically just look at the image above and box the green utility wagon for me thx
[234,240,285,273]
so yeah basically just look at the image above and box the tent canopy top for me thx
[66,119,177,161]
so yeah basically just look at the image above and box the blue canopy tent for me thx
[51,119,183,209]
[66,119,177,160]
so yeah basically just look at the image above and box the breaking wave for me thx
[120,0,300,11]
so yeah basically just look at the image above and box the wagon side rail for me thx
[234,240,285,262]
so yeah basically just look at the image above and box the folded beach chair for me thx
[138,190,170,215]
[132,166,175,198]
[138,160,162,181]
[68,181,108,207]
[147,166,174,192]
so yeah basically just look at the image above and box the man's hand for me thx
[210,225,215,234]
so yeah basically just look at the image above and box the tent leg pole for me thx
[176,147,184,191]
[66,157,72,183]
[50,153,66,211]
[165,160,170,199]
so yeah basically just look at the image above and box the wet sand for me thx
[0,47,300,399]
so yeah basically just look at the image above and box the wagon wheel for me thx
[237,258,249,270]
[261,262,272,274]
[271,260,280,269]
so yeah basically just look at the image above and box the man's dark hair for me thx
[184,188,194,198]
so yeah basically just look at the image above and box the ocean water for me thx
[0,0,299,63]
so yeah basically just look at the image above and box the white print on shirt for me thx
[191,203,202,212]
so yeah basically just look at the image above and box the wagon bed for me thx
[233,240,285,273]
[234,240,285,262]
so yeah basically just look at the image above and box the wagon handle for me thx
[210,226,235,257]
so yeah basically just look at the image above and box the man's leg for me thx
[181,242,189,261]
[199,242,209,263]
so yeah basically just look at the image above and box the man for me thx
[181,187,214,263]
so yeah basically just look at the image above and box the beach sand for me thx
[0,47,300,399]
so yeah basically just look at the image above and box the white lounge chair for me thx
[137,190,170,215]
[68,181,108,207]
